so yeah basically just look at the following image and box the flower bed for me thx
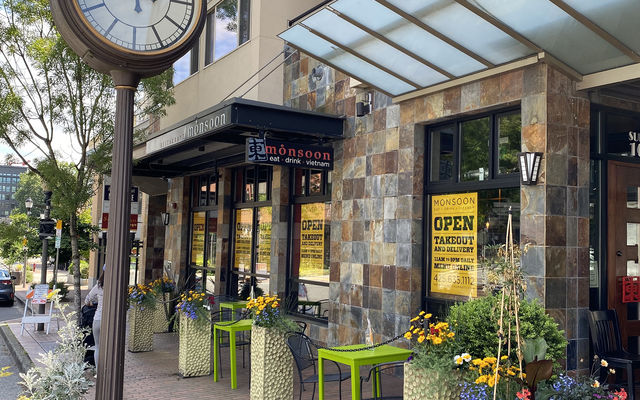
[175,290,214,377]
[246,295,297,400]
[127,284,156,353]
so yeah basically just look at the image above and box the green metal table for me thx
[213,319,253,389]
[219,300,248,320]
[317,344,412,400]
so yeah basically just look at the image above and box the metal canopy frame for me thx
[280,0,640,98]
[134,98,344,177]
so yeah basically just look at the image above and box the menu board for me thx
[300,203,326,278]
[430,193,478,297]
[191,212,206,267]
[256,207,272,274]
[234,209,253,272]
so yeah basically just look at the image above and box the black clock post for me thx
[49,2,206,399]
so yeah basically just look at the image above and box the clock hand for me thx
[135,0,142,13]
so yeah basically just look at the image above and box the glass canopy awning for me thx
[279,0,640,98]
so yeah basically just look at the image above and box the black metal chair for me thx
[359,361,404,400]
[286,332,350,400]
[294,320,308,334]
[589,309,640,400]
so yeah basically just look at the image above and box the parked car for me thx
[0,269,16,306]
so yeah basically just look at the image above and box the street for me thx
[0,302,24,399]
[0,301,23,323]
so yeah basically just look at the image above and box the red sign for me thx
[102,213,139,232]
[622,276,640,303]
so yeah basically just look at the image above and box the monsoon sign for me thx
[430,193,478,297]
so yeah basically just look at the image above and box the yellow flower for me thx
[404,332,412,340]
[462,353,472,362]
[0,366,13,377]
[501,355,508,360]
[592,380,600,388]
[410,316,419,322]
[609,368,616,374]
[432,337,442,345]
[454,355,463,365]
[425,313,432,319]
[417,335,425,343]
[419,311,425,316]
[187,297,192,301]
[46,289,60,299]
[600,359,608,367]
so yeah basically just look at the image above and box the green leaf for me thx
[523,337,548,364]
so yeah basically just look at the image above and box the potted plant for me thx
[151,277,175,333]
[175,290,215,377]
[127,283,156,352]
[403,311,462,400]
[247,295,298,400]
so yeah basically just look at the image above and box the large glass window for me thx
[289,169,332,320]
[426,109,521,305]
[231,166,272,298]
[429,110,521,184]
[204,0,251,65]
[189,174,218,293]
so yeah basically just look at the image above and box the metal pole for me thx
[96,71,139,400]
[22,214,30,288]
[37,191,52,331]
[54,247,59,285]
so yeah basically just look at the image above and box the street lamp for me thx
[22,198,33,287]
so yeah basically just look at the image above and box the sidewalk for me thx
[5,288,400,399]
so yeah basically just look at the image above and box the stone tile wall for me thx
[164,177,192,288]
[284,47,590,370]
[520,65,591,373]
[142,194,167,283]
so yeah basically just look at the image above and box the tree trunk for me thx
[69,212,82,325]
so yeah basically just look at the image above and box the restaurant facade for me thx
[91,0,640,374]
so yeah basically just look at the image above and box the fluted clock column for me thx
[96,71,140,400]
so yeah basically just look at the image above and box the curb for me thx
[0,323,33,373]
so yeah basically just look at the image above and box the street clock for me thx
[50,0,206,77]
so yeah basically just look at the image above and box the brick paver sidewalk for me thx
[7,288,403,399]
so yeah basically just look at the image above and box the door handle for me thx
[617,250,623,257]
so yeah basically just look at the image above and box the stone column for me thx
[164,177,191,288]
[520,63,591,373]
[214,168,232,296]
[142,194,166,282]
[270,166,290,298]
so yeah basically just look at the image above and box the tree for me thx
[0,0,175,322]
[13,171,45,216]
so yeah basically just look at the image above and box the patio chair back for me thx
[287,332,316,374]
[588,309,624,355]
[361,361,404,400]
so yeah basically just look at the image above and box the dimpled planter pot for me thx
[153,293,171,333]
[127,304,154,352]
[403,362,461,400]
[178,314,211,377]
[250,326,293,400]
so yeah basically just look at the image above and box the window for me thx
[173,44,200,85]
[189,174,218,294]
[204,0,250,65]
[426,109,521,304]
[230,166,272,298]
[289,169,332,320]
[429,110,521,185]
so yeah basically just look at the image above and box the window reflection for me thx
[206,0,251,62]
[430,125,455,182]
[498,112,521,175]
[461,117,490,181]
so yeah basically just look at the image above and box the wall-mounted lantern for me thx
[517,152,543,185]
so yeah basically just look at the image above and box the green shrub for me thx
[69,260,89,279]
[447,295,567,362]
[26,269,33,283]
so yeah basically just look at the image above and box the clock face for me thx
[75,0,199,53]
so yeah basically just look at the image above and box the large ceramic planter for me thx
[178,314,211,377]
[250,325,293,400]
[153,293,171,333]
[127,304,154,352]
[404,362,461,400]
